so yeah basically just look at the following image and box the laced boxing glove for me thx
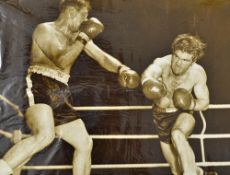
[173,88,195,110]
[118,66,140,89]
[76,17,104,44]
[142,79,167,100]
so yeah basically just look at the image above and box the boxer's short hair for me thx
[172,34,206,61]
[60,0,91,11]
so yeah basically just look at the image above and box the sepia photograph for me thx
[0,0,230,175]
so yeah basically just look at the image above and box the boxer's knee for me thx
[76,136,93,154]
[26,104,55,134]
[26,103,53,117]
[171,129,186,145]
[0,159,13,175]
[23,104,56,155]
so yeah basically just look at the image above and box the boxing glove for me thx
[142,79,167,100]
[173,88,194,110]
[118,69,140,89]
[77,17,104,44]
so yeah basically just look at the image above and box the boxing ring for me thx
[2,103,226,172]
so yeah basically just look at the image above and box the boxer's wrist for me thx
[141,78,155,86]
[76,32,90,45]
[117,65,131,74]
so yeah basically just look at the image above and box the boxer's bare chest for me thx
[49,31,82,69]
[161,66,195,97]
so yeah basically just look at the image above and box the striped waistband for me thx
[28,65,70,85]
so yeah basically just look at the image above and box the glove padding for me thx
[118,69,140,89]
[142,79,167,100]
[173,88,194,110]
[78,17,104,42]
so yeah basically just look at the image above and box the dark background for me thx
[0,0,230,174]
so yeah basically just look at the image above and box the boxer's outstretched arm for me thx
[141,58,169,100]
[141,58,164,84]
[84,40,129,73]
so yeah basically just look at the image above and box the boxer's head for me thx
[60,0,91,12]
[171,34,206,75]
[172,34,206,61]
[59,0,91,31]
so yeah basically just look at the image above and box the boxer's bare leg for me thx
[171,112,201,175]
[160,141,182,175]
[1,104,55,173]
[56,119,93,175]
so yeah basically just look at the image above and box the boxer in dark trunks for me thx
[0,0,140,174]
[142,34,217,175]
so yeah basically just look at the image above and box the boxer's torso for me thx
[30,22,83,75]
[155,55,204,108]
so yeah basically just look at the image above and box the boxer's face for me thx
[171,50,194,75]
[69,7,88,32]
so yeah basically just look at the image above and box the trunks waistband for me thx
[153,105,178,113]
[28,65,70,85]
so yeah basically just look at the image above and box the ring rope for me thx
[0,95,23,117]
[0,104,229,171]
[21,161,230,170]
[90,134,230,139]
[199,111,206,162]
[1,131,230,140]
[67,104,230,111]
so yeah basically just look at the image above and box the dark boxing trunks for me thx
[152,106,194,143]
[27,73,79,125]
[152,107,181,144]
